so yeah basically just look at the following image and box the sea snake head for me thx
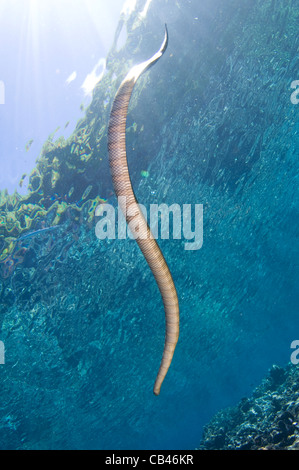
[125,24,168,85]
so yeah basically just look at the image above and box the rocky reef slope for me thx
[199,364,299,450]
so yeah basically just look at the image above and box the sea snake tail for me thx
[107,25,179,395]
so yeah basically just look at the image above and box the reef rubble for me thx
[199,364,299,450]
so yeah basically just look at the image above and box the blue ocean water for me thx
[0,0,298,450]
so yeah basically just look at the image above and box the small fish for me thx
[16,225,60,242]
[25,139,34,152]
[19,174,27,187]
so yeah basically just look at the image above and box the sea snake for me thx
[108,25,179,395]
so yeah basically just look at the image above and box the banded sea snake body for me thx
[108,25,179,395]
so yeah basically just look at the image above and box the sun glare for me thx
[81,58,106,96]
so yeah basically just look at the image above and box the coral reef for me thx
[0,0,151,271]
[199,364,299,450]
[0,0,297,449]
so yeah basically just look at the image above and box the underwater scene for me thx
[0,0,298,451]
